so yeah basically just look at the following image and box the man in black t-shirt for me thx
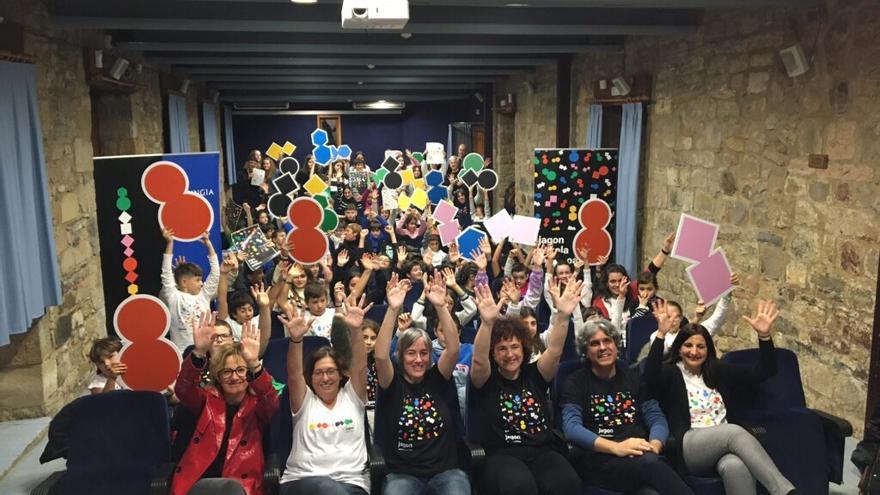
[560,319,694,495]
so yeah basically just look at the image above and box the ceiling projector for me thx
[341,0,409,30]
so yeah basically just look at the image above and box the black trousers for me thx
[581,452,695,495]
[478,446,582,495]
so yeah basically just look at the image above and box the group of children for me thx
[84,148,799,495]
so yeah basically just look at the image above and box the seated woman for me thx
[645,299,797,495]
[277,293,374,495]
[560,319,694,495]
[172,312,280,495]
[375,273,469,495]
[470,278,583,495]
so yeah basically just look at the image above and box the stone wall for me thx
[0,0,106,419]
[563,0,878,435]
[493,66,558,216]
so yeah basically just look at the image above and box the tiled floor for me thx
[0,418,865,495]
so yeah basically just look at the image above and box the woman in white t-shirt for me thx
[278,293,374,495]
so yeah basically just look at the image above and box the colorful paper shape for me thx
[672,214,720,264]
[141,161,214,242]
[410,189,429,210]
[438,220,461,246]
[457,226,488,260]
[401,169,415,186]
[398,193,411,211]
[572,198,613,265]
[266,142,284,161]
[433,200,459,225]
[510,215,541,246]
[286,197,330,264]
[483,209,513,242]
[114,294,181,392]
[230,225,280,270]
[686,249,734,306]
[303,175,329,196]
[282,141,296,156]
[413,178,426,190]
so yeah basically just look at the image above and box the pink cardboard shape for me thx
[483,209,513,242]
[438,220,461,246]
[510,215,541,246]
[672,213,719,264]
[433,200,459,225]
[685,249,734,306]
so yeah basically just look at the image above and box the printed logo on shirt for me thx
[308,418,356,432]
[397,393,444,449]
[688,388,727,427]
[499,388,547,443]
[589,392,636,437]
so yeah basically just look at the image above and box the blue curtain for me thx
[0,62,62,345]
[167,94,190,153]
[222,105,237,185]
[616,102,643,276]
[586,103,603,148]
[201,102,219,151]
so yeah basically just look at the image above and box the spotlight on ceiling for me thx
[290,0,318,4]
[353,99,405,110]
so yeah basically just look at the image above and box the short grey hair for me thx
[577,319,621,356]
[396,328,433,369]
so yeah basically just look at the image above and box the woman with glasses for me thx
[171,311,280,495]
[277,292,374,495]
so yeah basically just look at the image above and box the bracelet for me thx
[661,248,671,255]
[290,338,303,344]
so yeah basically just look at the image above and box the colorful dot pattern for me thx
[397,393,445,444]
[498,388,547,439]
[589,391,636,431]
[688,388,727,428]
[116,187,138,295]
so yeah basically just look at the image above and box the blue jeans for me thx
[280,476,368,495]
[383,468,471,495]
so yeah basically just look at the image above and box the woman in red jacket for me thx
[172,312,280,495]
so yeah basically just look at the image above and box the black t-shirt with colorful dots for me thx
[378,364,458,477]
[561,365,647,447]
[474,362,551,450]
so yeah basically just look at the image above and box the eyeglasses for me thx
[312,368,339,378]
[218,366,248,380]
[212,333,232,343]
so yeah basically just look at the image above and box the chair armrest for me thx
[462,437,486,470]
[368,443,388,495]
[263,454,281,495]
[150,462,176,495]
[30,470,64,495]
[811,408,853,437]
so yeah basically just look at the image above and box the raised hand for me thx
[501,277,521,304]
[441,267,457,288]
[531,244,546,268]
[397,312,413,331]
[220,253,239,274]
[730,272,740,287]
[360,253,378,271]
[663,232,676,253]
[693,300,707,322]
[426,272,448,307]
[422,250,434,267]
[617,276,630,300]
[192,311,217,357]
[742,300,779,339]
[161,227,175,242]
[652,299,673,338]
[240,320,261,366]
[448,242,461,264]
[360,228,369,240]
[478,236,492,256]
[596,254,609,266]
[199,231,214,252]
[576,246,590,264]
[333,281,346,306]
[396,245,407,261]
[384,225,394,235]
[106,362,128,378]
[342,293,374,330]
[386,273,412,310]
[471,249,488,271]
[554,278,584,316]
[278,304,314,341]
[337,249,350,267]
[173,256,187,269]
[474,283,502,325]
[250,282,270,308]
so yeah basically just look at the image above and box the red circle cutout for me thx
[160,194,213,240]
[122,257,138,272]
[119,341,181,392]
[143,162,187,202]
[115,296,169,341]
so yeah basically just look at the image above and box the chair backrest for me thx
[625,315,657,363]
[64,391,170,495]
[550,359,584,429]
[365,304,388,325]
[720,348,806,411]
[561,320,578,362]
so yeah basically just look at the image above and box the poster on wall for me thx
[93,152,222,336]
[533,148,619,265]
